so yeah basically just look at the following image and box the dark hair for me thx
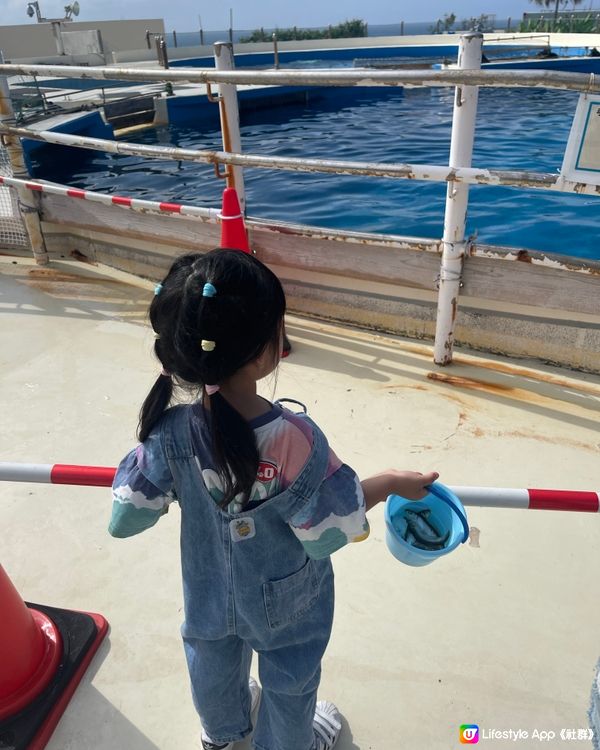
[138,249,286,508]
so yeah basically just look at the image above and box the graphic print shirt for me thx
[110,402,369,559]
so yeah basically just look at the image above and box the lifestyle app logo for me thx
[460,725,479,744]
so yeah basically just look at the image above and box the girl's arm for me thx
[361,470,439,513]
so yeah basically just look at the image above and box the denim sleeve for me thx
[288,463,370,560]
[109,435,175,538]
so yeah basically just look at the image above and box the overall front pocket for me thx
[263,558,319,629]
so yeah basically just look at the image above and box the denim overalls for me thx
[160,405,335,750]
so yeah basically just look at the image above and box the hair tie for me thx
[160,368,171,377]
[153,331,161,339]
[201,339,216,352]
[154,283,163,295]
[202,282,217,298]
[205,384,220,395]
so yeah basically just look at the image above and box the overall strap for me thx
[284,415,330,518]
[160,404,195,460]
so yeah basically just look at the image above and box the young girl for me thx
[109,249,438,750]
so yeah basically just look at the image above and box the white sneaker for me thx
[313,700,342,750]
[200,677,261,750]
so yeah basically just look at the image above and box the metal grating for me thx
[0,142,28,248]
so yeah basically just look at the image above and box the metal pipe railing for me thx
[0,173,220,220]
[2,41,599,369]
[4,172,598,276]
[213,41,245,210]
[0,63,599,93]
[1,462,598,513]
[154,35,169,69]
[272,33,279,70]
[434,32,481,365]
[2,123,598,196]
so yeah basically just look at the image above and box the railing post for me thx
[272,33,279,69]
[155,35,169,68]
[433,32,482,365]
[213,41,245,211]
[0,52,49,265]
[50,20,65,56]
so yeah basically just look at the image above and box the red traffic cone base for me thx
[0,606,62,721]
[219,187,250,253]
[0,566,108,750]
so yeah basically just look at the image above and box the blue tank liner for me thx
[481,57,600,73]
[21,110,114,167]
[169,44,463,70]
[165,85,401,125]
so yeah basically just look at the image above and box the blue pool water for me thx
[30,86,599,260]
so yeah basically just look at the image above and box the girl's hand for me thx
[361,469,439,512]
[388,469,439,501]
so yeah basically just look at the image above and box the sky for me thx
[2,0,598,31]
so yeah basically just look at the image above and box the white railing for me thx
[1,123,597,195]
[1,63,599,92]
[0,34,599,363]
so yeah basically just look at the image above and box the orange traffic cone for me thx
[0,566,63,721]
[219,187,250,253]
[0,564,108,749]
[218,187,291,356]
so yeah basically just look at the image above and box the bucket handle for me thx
[425,483,470,543]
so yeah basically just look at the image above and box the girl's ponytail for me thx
[208,391,259,508]
[137,373,174,442]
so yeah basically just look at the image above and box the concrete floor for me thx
[1,256,599,749]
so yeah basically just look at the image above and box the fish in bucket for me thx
[384,483,470,567]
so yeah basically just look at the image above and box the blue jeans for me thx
[183,604,333,749]
[158,406,335,749]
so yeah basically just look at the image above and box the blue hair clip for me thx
[154,283,163,296]
[202,282,217,298]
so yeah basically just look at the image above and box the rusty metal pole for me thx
[433,32,482,365]
[0,52,48,264]
[213,41,245,211]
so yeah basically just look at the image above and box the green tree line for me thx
[240,19,367,43]
[520,14,600,32]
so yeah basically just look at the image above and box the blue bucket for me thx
[384,483,469,567]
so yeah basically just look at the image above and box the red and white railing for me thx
[0,463,117,487]
[449,485,599,513]
[0,174,219,220]
[0,463,598,512]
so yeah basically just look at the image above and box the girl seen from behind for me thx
[109,248,438,750]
